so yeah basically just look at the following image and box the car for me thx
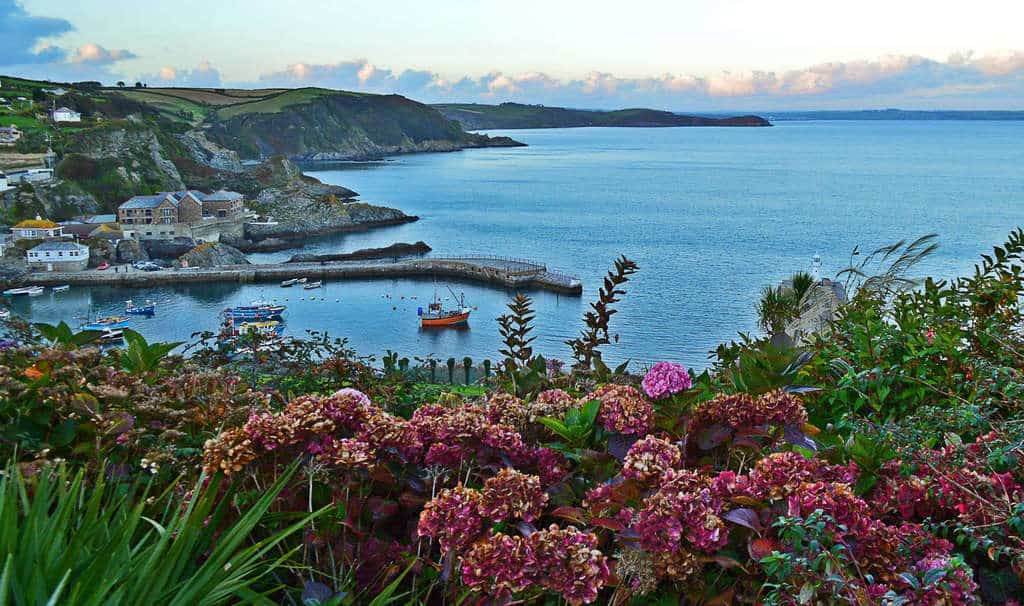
[141,263,161,272]
[96,262,110,270]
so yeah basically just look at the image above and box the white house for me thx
[10,217,64,240]
[26,241,90,272]
[51,107,81,123]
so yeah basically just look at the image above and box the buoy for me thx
[392,306,396,310]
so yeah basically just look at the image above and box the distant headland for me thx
[433,102,771,130]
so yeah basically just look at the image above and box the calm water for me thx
[9,122,1024,369]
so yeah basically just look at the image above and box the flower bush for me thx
[4,231,1024,603]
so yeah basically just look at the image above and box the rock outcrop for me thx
[116,238,149,264]
[176,242,250,268]
[85,237,116,267]
[246,192,416,241]
[784,279,849,344]
[288,241,431,263]
[143,237,196,260]
[176,130,244,172]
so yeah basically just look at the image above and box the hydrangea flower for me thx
[528,525,610,605]
[641,362,692,400]
[622,435,682,484]
[588,384,653,435]
[417,484,485,553]
[479,468,548,522]
[531,389,577,421]
[461,533,535,597]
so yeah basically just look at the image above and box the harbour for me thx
[18,255,584,295]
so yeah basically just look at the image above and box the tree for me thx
[134,81,142,88]
[116,81,125,88]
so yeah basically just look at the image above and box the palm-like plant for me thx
[756,285,797,335]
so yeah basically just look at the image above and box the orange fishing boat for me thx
[419,287,472,327]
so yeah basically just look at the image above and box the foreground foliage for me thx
[1,234,1024,604]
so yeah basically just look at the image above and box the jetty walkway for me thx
[23,256,584,295]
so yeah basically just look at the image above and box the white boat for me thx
[281,278,300,287]
[3,286,44,296]
[52,285,70,293]
[0,308,10,321]
[303,281,323,290]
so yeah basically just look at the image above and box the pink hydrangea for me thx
[641,362,692,400]
[528,525,611,605]
[461,533,535,597]
[622,435,682,484]
[478,468,548,522]
[417,485,485,553]
[588,384,653,435]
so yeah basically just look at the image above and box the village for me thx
[0,181,252,273]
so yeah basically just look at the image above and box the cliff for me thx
[434,103,771,129]
[202,89,524,161]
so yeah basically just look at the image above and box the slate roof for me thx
[119,193,173,210]
[29,241,88,253]
[203,189,243,202]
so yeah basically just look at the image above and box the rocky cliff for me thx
[204,90,524,161]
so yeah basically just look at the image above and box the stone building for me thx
[201,189,245,218]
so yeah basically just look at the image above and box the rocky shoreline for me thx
[287,241,431,263]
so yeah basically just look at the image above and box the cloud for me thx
[0,0,72,64]
[143,60,222,87]
[254,50,1024,110]
[71,42,136,65]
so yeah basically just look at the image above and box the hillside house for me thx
[0,125,21,146]
[51,107,81,122]
[26,241,89,272]
[201,189,245,218]
[10,218,64,241]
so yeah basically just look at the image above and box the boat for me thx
[125,299,156,316]
[0,308,10,321]
[418,287,472,327]
[218,318,285,340]
[82,316,130,331]
[281,278,300,287]
[3,286,44,296]
[52,285,70,293]
[303,281,323,290]
[223,301,286,321]
[97,329,124,346]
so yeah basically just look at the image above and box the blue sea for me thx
[8,121,1023,370]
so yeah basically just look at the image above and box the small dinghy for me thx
[52,285,70,293]
[303,281,323,290]
[281,278,301,287]
[125,299,156,316]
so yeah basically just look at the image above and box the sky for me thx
[2,0,1023,111]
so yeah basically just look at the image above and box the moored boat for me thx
[223,301,286,321]
[4,286,44,296]
[0,308,10,321]
[303,281,323,290]
[281,278,300,287]
[97,329,124,346]
[125,299,156,316]
[52,285,70,293]
[419,287,472,327]
[82,316,130,331]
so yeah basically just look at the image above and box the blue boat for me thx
[82,316,130,331]
[223,301,286,321]
[125,299,156,316]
